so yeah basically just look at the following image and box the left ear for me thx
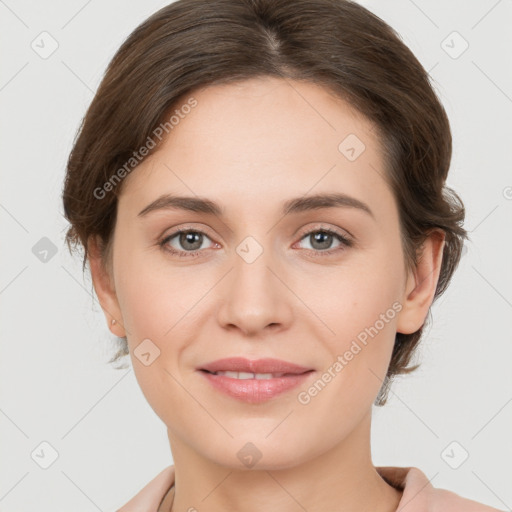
[396,229,446,335]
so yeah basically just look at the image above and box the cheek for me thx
[113,250,207,394]
[303,247,403,395]
[304,248,403,342]
[113,245,186,342]
[113,256,193,421]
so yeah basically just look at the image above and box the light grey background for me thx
[1,0,511,510]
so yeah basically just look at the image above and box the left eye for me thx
[295,228,351,253]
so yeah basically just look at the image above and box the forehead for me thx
[168,76,382,161]
[119,77,392,216]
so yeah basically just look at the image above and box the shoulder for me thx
[377,465,505,512]
[116,465,175,512]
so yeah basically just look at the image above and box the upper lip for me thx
[199,357,313,375]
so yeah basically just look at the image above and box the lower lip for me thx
[199,370,314,404]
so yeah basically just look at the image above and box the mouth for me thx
[198,356,313,375]
[197,357,315,403]
[200,369,313,379]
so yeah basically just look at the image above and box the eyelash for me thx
[159,225,353,259]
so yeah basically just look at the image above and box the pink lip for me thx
[198,357,315,404]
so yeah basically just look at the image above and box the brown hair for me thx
[62,0,468,406]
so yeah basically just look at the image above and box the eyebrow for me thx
[137,192,375,219]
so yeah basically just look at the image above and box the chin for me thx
[199,435,314,472]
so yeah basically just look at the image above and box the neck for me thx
[164,410,402,512]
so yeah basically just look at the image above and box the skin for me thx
[89,76,445,512]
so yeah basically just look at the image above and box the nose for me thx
[216,244,293,337]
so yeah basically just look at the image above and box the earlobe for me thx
[396,230,446,335]
[88,235,126,337]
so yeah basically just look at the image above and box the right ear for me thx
[87,235,126,338]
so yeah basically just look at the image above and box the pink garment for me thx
[116,465,505,512]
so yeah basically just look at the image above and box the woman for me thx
[62,0,504,510]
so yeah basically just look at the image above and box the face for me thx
[92,76,439,470]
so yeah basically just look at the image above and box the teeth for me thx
[236,371,254,380]
[223,371,242,379]
[255,373,275,380]
[212,371,285,379]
